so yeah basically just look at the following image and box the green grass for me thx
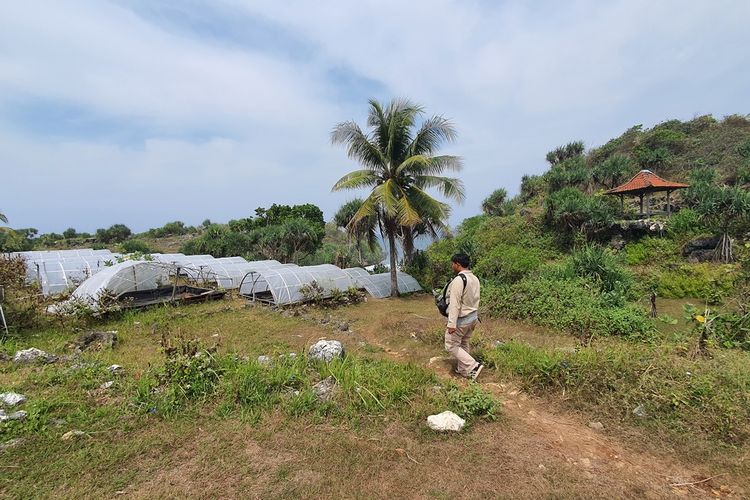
[481,340,750,446]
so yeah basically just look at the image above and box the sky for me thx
[1,0,749,233]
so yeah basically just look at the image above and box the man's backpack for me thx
[436,273,467,317]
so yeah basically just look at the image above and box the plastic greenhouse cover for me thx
[69,261,176,309]
[239,264,357,305]
[9,251,117,294]
[37,258,114,295]
[366,272,423,297]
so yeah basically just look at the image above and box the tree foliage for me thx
[331,98,464,296]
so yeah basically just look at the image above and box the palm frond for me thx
[0,212,7,224]
[408,115,458,156]
[331,121,387,170]
[348,192,380,229]
[331,170,379,192]
[396,155,463,177]
[414,175,466,203]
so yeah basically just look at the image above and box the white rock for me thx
[632,404,647,418]
[257,355,272,366]
[61,430,88,441]
[107,364,123,375]
[308,340,344,362]
[312,376,336,402]
[13,348,57,364]
[100,381,114,390]
[0,392,26,407]
[0,409,27,422]
[427,411,465,432]
[588,421,604,431]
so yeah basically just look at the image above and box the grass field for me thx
[1,294,748,498]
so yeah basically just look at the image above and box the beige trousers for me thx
[445,321,479,377]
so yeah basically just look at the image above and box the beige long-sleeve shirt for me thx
[446,270,480,328]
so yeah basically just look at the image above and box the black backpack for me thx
[436,273,467,317]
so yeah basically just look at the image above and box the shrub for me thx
[482,276,653,340]
[624,237,680,266]
[544,188,616,243]
[655,263,737,303]
[473,244,543,285]
[120,239,153,254]
[447,384,497,422]
[666,209,703,237]
[568,244,633,298]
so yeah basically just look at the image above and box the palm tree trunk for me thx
[387,224,399,297]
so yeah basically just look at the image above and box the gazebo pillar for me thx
[666,190,672,216]
[619,194,624,213]
[646,192,651,216]
[639,194,644,216]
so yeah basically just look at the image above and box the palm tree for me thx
[331,98,464,296]
[334,199,379,266]
[0,211,9,233]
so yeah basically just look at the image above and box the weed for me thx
[447,384,498,422]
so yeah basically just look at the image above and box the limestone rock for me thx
[13,348,57,364]
[312,376,337,402]
[308,340,344,362]
[427,411,465,432]
[257,355,272,366]
[0,410,27,422]
[107,364,123,375]
[0,392,26,407]
[61,430,89,441]
[588,421,604,431]
[71,331,117,353]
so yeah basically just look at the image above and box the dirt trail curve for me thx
[338,297,744,499]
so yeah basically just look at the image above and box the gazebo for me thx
[605,170,689,217]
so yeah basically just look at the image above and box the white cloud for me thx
[1,0,748,232]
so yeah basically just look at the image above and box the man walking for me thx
[444,253,483,380]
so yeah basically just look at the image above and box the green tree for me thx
[545,188,615,243]
[0,211,7,224]
[695,185,750,263]
[545,141,585,166]
[331,98,464,296]
[481,188,516,216]
[95,224,132,244]
[593,154,635,189]
[62,227,77,239]
[256,218,324,263]
[334,199,379,266]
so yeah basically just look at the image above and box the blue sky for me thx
[1,0,749,233]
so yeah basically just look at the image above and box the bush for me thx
[624,237,680,266]
[482,276,653,340]
[666,209,703,237]
[655,263,737,303]
[544,188,616,243]
[567,245,633,299]
[120,239,153,254]
[447,384,497,422]
[473,244,543,285]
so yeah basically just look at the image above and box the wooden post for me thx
[646,192,651,216]
[639,194,644,216]
[620,195,624,213]
[650,291,657,318]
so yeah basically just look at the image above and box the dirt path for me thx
[326,296,743,498]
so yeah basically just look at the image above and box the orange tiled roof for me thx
[605,170,689,195]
